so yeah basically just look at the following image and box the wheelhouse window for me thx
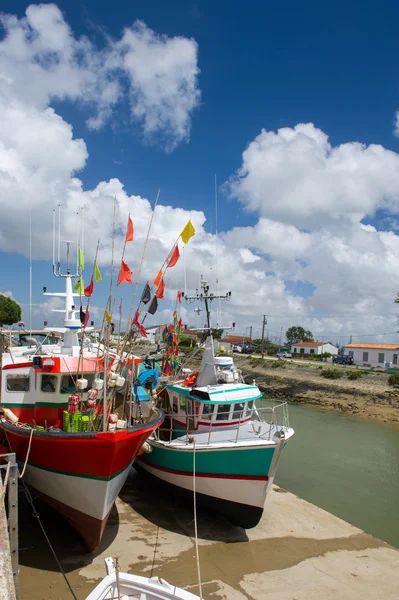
[172,395,178,413]
[232,402,245,420]
[60,373,94,393]
[179,396,186,412]
[6,374,30,392]
[201,403,214,420]
[246,400,254,415]
[41,374,58,393]
[216,404,231,421]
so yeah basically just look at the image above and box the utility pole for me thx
[249,326,252,341]
[261,314,268,357]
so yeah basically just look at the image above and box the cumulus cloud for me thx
[227,123,399,230]
[0,3,200,147]
[2,5,399,342]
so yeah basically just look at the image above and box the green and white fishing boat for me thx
[136,285,294,529]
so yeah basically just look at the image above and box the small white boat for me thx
[86,557,200,600]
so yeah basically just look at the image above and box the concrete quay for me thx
[18,469,399,600]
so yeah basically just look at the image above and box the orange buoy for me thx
[182,371,199,387]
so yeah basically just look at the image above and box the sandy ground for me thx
[231,356,399,424]
[17,469,399,600]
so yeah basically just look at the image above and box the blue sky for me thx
[2,0,399,342]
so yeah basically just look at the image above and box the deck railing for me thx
[153,401,290,445]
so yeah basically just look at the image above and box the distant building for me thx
[344,343,399,367]
[291,341,338,356]
[215,335,252,352]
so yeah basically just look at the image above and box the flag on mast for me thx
[78,246,84,271]
[167,245,180,268]
[180,220,195,244]
[125,216,134,242]
[84,278,94,298]
[153,269,162,287]
[117,260,133,284]
[140,282,151,304]
[74,277,84,295]
[155,278,165,299]
[94,262,102,282]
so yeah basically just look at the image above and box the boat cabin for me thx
[1,354,142,427]
[165,382,262,433]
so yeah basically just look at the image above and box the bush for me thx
[271,361,286,369]
[320,369,343,379]
[347,370,363,380]
[388,373,399,387]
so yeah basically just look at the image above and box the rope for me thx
[3,429,78,600]
[18,426,34,479]
[21,481,78,600]
[192,438,203,600]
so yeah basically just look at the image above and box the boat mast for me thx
[183,278,232,336]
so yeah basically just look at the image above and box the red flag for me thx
[164,362,171,376]
[133,311,140,326]
[154,269,162,287]
[177,291,182,303]
[178,317,183,328]
[84,278,94,298]
[173,334,178,343]
[139,323,147,338]
[155,278,165,299]
[83,309,90,329]
[125,216,134,242]
[118,260,133,284]
[167,245,180,268]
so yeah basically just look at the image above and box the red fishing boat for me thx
[0,243,163,550]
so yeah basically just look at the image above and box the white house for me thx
[291,341,339,356]
[344,343,399,367]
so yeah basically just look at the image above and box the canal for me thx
[272,402,399,549]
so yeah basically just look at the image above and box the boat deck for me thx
[164,422,294,448]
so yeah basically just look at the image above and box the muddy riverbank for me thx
[232,356,399,423]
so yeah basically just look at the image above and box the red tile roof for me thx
[345,343,399,350]
[220,335,252,343]
[292,341,338,348]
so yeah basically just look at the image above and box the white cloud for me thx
[115,20,200,150]
[0,3,200,147]
[227,123,399,230]
[1,5,399,343]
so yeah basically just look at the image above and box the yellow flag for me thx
[74,277,84,295]
[94,262,102,283]
[78,246,84,271]
[105,310,112,324]
[180,220,196,244]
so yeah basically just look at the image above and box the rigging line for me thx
[29,200,32,336]
[192,438,203,600]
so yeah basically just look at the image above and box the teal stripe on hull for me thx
[145,443,275,477]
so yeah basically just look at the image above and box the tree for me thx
[211,328,224,339]
[285,326,313,346]
[0,294,22,326]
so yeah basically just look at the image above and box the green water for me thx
[272,403,399,548]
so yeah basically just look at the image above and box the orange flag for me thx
[117,260,133,284]
[125,216,134,242]
[167,245,180,268]
[153,269,162,287]
[155,278,165,299]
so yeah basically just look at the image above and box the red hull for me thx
[2,410,164,550]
